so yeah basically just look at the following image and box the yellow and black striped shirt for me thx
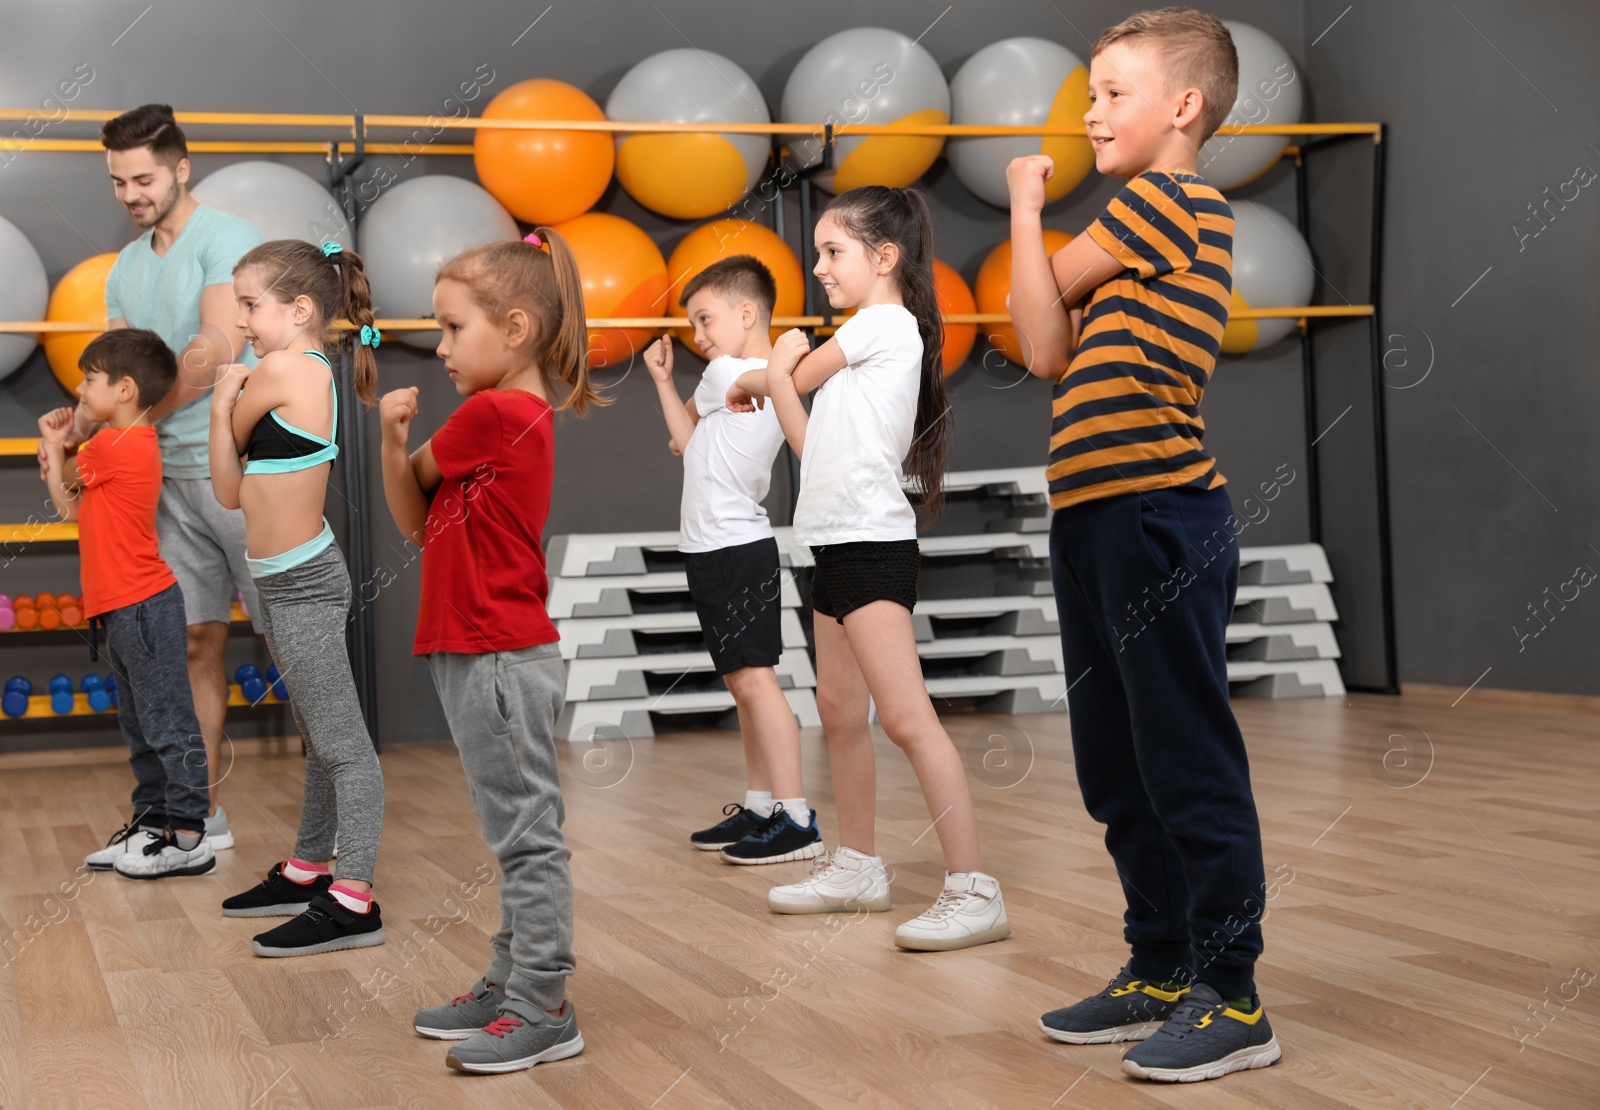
[1048,171,1234,510]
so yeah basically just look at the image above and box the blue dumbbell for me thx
[266,665,288,700]
[235,664,262,685]
[5,676,31,695]
[49,674,72,695]
[241,676,269,704]
[51,689,74,714]
[105,673,118,708]
[2,683,28,718]
[81,674,104,694]
[88,685,112,712]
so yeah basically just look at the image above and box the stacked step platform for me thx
[875,467,1345,707]
[545,531,819,741]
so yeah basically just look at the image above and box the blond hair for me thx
[1093,7,1239,141]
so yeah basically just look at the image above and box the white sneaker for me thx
[113,831,218,879]
[894,872,1010,951]
[205,807,234,851]
[84,822,163,871]
[767,846,892,914]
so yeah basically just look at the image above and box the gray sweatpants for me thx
[428,643,574,1010]
[254,543,384,882]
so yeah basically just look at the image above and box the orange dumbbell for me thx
[35,592,56,610]
[15,607,39,631]
[58,594,84,627]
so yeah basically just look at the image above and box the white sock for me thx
[744,791,774,817]
[775,799,810,826]
[329,883,372,914]
[174,830,202,850]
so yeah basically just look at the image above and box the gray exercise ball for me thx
[780,26,950,193]
[0,216,49,380]
[1199,23,1303,190]
[191,161,352,248]
[948,37,1094,209]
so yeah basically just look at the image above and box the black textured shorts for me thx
[683,536,785,675]
[809,540,921,624]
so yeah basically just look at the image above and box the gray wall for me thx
[1,0,1587,749]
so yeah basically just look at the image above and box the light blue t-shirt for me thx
[105,203,263,479]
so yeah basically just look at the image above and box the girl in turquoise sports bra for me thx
[208,238,388,959]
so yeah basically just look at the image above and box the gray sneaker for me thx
[205,807,234,851]
[414,979,504,1040]
[1040,962,1189,1044]
[1121,983,1282,1082]
[446,999,584,1074]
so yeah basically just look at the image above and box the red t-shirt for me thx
[75,426,177,617]
[413,389,559,655]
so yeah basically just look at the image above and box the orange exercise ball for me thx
[474,79,614,226]
[975,231,1075,369]
[666,220,804,346]
[553,213,669,370]
[44,253,117,394]
[933,259,977,376]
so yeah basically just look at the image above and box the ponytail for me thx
[334,249,378,405]
[823,185,951,525]
[536,226,605,417]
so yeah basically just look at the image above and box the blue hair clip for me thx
[321,241,343,257]
[359,324,381,349]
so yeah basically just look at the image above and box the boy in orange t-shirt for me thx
[40,329,214,880]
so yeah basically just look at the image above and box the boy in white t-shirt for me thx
[643,257,821,866]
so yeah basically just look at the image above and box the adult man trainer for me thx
[72,104,263,848]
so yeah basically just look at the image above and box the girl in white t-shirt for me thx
[729,186,1007,951]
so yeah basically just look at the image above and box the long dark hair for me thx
[823,185,949,525]
[235,239,377,405]
[436,229,605,416]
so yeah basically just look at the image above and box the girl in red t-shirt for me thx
[378,230,602,1075]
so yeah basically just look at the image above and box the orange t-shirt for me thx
[75,426,176,617]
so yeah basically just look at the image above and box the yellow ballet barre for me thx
[0,106,1383,141]
[0,305,1374,338]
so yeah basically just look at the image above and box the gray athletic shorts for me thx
[156,477,264,631]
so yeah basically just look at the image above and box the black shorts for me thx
[809,540,920,624]
[683,536,785,675]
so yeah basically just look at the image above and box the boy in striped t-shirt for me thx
[1006,8,1280,1084]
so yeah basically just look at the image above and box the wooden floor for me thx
[1,691,1597,1109]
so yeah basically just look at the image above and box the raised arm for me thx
[1005,156,1123,380]
[378,387,442,544]
[643,337,700,454]
[207,362,257,510]
[764,330,847,457]
[37,408,81,522]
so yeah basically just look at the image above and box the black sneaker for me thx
[1040,962,1189,1044]
[690,804,766,851]
[1121,983,1281,1082]
[222,862,334,918]
[251,893,385,958]
[720,805,825,865]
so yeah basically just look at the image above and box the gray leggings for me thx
[254,543,384,882]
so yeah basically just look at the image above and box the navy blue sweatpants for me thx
[1050,484,1266,999]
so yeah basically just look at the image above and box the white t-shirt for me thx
[792,304,923,545]
[679,355,786,553]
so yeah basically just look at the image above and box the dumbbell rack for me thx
[545,529,820,742]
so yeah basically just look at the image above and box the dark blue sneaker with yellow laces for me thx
[1121,982,1282,1082]
[720,805,824,865]
[1040,962,1188,1044]
[690,803,766,851]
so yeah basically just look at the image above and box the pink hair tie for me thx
[523,232,543,247]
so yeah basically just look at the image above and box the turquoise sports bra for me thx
[243,350,338,475]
